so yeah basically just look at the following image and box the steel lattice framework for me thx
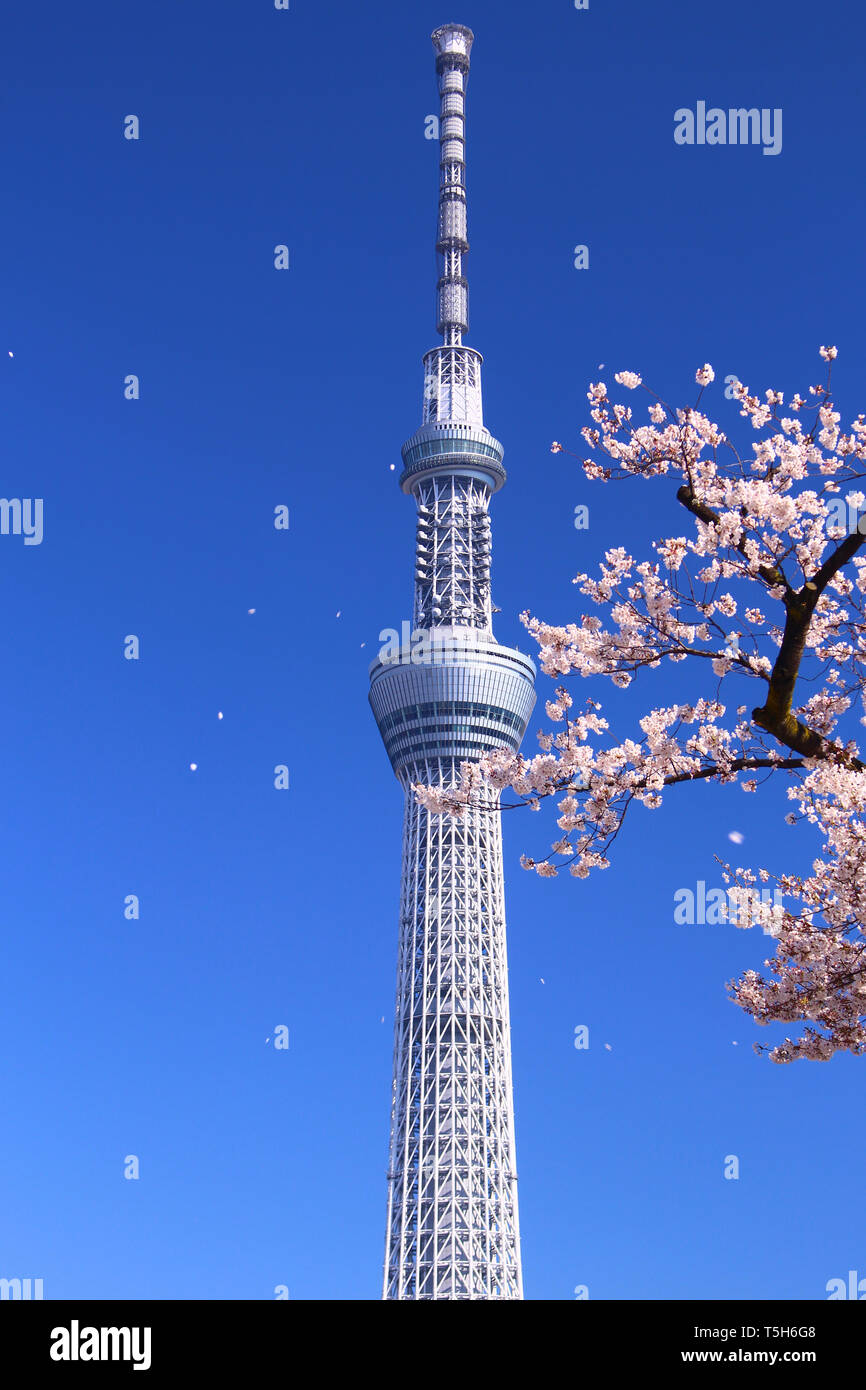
[369,23,536,1301]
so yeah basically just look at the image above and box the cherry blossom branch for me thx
[413,349,866,1061]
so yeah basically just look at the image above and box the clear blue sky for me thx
[2,0,864,1301]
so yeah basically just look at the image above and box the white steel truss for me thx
[413,477,492,631]
[383,776,522,1300]
[422,346,483,428]
[370,23,535,1301]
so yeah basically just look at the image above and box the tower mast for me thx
[369,23,536,1301]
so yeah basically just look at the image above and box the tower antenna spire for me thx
[431,23,473,349]
[369,25,536,1301]
[416,24,488,436]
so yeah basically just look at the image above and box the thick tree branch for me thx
[752,532,866,770]
[676,482,866,770]
[661,756,804,787]
[676,484,788,589]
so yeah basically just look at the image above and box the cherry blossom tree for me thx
[416,348,866,1063]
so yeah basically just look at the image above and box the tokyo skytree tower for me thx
[368,24,536,1301]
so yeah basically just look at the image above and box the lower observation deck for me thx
[369,628,536,779]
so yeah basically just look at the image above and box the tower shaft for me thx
[385,793,519,1299]
[370,24,535,1301]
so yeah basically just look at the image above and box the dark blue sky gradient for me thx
[2,0,865,1300]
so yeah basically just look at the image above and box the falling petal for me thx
[728,831,744,845]
[604,1043,612,1051]
[248,608,256,615]
[190,762,198,771]
[217,712,224,720]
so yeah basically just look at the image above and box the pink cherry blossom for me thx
[416,350,866,1063]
